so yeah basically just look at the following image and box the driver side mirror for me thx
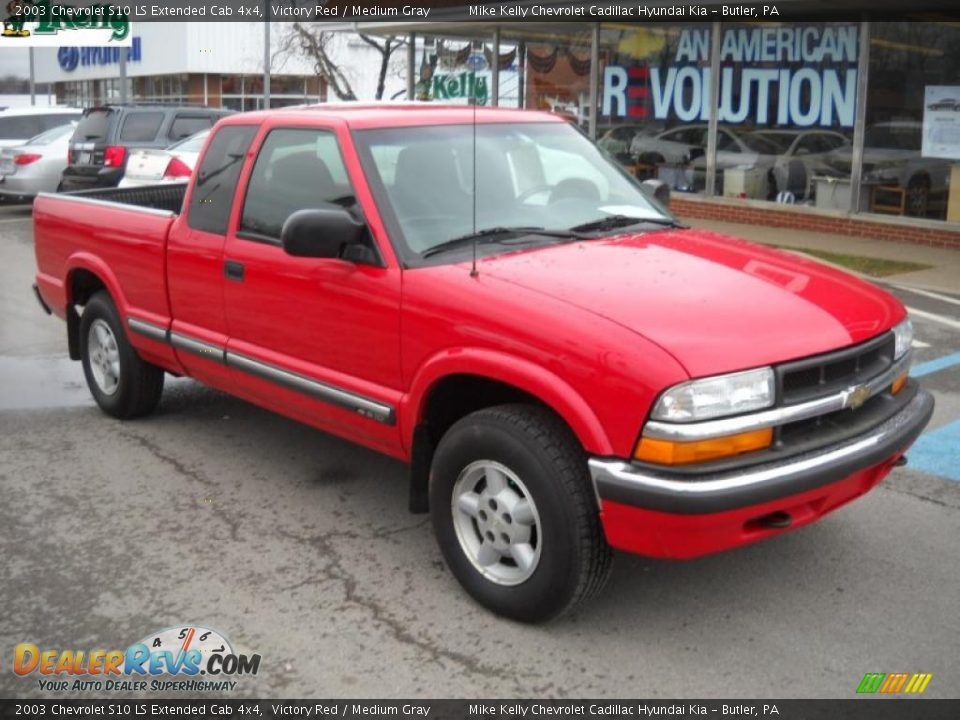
[281,207,368,260]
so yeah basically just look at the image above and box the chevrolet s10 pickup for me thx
[33,106,934,621]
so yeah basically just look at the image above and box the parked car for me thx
[822,121,950,216]
[33,106,933,622]
[0,122,77,202]
[0,107,82,149]
[119,130,209,188]
[60,105,232,192]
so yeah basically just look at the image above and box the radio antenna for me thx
[470,93,479,277]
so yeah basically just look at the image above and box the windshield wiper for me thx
[569,214,684,234]
[421,226,579,259]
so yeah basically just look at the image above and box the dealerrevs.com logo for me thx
[14,626,261,693]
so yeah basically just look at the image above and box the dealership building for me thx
[328,12,960,249]
[32,23,326,111]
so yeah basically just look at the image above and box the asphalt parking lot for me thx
[1,201,959,699]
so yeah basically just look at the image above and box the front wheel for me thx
[430,404,612,622]
[80,291,165,419]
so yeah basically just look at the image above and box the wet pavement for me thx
[2,202,959,699]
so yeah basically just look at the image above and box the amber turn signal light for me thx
[891,374,908,395]
[634,428,774,466]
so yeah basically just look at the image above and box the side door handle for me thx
[224,260,245,282]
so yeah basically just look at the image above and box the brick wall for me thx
[670,196,960,250]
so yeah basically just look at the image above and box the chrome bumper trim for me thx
[589,389,933,515]
[644,351,912,442]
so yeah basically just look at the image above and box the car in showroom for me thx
[0,122,77,203]
[747,129,850,200]
[822,121,950,216]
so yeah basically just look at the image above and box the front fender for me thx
[400,346,614,456]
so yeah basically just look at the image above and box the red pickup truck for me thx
[33,106,933,622]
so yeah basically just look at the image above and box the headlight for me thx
[892,318,913,360]
[651,367,775,423]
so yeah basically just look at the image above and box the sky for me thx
[1,49,32,78]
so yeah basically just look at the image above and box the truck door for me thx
[166,124,257,391]
[222,124,403,455]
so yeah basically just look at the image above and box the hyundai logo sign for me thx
[57,37,142,72]
[57,47,79,72]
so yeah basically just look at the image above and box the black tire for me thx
[79,290,164,419]
[430,404,612,622]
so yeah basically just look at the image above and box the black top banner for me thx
[1,700,960,720]
[8,0,960,24]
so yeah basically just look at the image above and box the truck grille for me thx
[776,331,896,406]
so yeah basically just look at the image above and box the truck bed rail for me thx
[63,183,187,215]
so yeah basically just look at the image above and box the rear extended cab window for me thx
[187,125,258,235]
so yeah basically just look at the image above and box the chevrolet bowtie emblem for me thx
[846,384,872,410]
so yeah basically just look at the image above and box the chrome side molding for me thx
[127,316,395,426]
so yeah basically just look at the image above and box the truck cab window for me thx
[239,128,355,243]
[187,125,257,235]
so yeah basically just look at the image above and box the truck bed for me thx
[33,186,180,327]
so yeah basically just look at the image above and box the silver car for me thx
[0,122,77,202]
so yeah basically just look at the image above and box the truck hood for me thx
[475,229,905,378]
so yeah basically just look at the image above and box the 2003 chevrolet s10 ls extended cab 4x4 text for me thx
[33,106,934,621]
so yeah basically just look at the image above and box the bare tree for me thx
[278,24,407,101]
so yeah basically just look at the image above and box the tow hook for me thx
[894,455,908,467]
[756,511,792,529]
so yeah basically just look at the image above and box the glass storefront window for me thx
[716,23,858,207]
[522,30,593,130]
[864,22,960,221]
[598,24,703,186]
[414,37,521,108]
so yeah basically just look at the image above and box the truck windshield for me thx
[353,122,673,264]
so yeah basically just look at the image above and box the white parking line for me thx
[0,217,31,224]
[912,339,931,349]
[893,285,960,307]
[907,306,960,331]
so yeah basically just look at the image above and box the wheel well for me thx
[65,269,107,360]
[69,269,107,307]
[407,374,568,515]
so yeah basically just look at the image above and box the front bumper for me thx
[589,388,934,558]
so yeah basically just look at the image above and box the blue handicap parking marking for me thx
[907,419,960,483]
[911,351,960,379]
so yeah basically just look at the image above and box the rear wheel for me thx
[80,291,164,419]
[430,404,612,622]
